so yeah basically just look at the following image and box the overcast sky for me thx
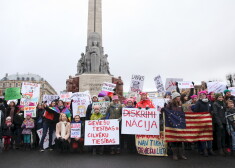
[1,0,235,93]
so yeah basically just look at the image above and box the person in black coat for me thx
[13,106,24,149]
[85,95,99,120]
[0,98,6,120]
[3,116,14,151]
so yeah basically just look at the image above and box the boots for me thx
[219,148,225,156]
[172,148,179,161]
[179,147,188,160]
[208,149,216,156]
[203,149,208,157]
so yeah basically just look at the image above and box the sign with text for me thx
[43,95,59,105]
[136,132,168,156]
[207,82,227,93]
[70,123,81,138]
[177,81,194,89]
[92,101,110,116]
[101,82,116,93]
[154,75,165,93]
[21,82,40,105]
[165,78,183,92]
[122,108,160,135]
[84,119,120,146]
[229,87,235,96]
[24,106,37,118]
[5,87,21,100]
[130,75,145,93]
[60,92,72,102]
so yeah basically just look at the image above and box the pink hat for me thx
[112,95,119,100]
[126,98,134,104]
[18,105,24,109]
[26,113,32,117]
[191,95,198,99]
[29,102,35,106]
[140,92,147,95]
[198,91,207,95]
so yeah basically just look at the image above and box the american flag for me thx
[164,109,213,142]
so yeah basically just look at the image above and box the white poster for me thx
[92,101,110,116]
[178,81,194,89]
[207,82,227,93]
[121,108,160,135]
[165,78,183,92]
[43,95,59,105]
[21,82,41,105]
[71,123,81,138]
[71,92,91,118]
[129,74,145,93]
[24,106,37,118]
[154,75,165,93]
[229,87,235,96]
[84,119,120,146]
[37,128,56,149]
[101,82,116,93]
[60,92,72,102]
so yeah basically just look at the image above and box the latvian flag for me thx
[164,109,213,142]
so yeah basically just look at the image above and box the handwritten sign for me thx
[130,75,145,93]
[92,101,110,116]
[229,87,235,96]
[21,82,40,105]
[178,81,194,89]
[71,123,81,138]
[84,119,119,146]
[37,128,56,149]
[101,82,116,93]
[165,78,183,92]
[207,82,227,93]
[121,108,160,135]
[136,132,168,156]
[60,92,72,102]
[43,95,59,105]
[154,75,165,93]
[24,106,37,118]
[5,87,21,100]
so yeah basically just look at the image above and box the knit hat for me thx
[6,116,11,121]
[140,92,147,95]
[92,95,98,99]
[126,98,134,104]
[215,93,223,100]
[172,92,181,99]
[26,113,32,117]
[191,95,198,99]
[198,91,207,95]
[112,95,119,100]
[93,105,101,110]
[224,89,231,95]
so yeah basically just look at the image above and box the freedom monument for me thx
[66,0,123,98]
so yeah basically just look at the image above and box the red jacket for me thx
[136,99,155,108]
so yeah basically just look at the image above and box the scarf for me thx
[61,121,67,138]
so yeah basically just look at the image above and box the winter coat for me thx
[136,99,155,109]
[106,103,122,119]
[193,99,211,112]
[212,101,226,126]
[56,121,71,140]
[0,103,6,120]
[90,112,104,120]
[225,108,235,134]
[3,123,14,136]
[0,110,4,139]
[35,109,45,129]
[14,112,24,129]
[165,101,183,112]
[85,103,93,120]
[21,119,35,135]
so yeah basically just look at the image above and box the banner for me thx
[37,128,56,149]
[130,74,145,93]
[177,81,194,89]
[21,82,41,105]
[71,92,91,118]
[207,82,227,93]
[84,119,119,146]
[154,75,165,93]
[136,132,168,156]
[4,87,21,100]
[24,106,37,118]
[71,123,81,138]
[101,82,116,93]
[229,87,235,96]
[165,78,183,92]
[122,108,160,135]
[43,95,59,105]
[92,101,110,116]
[60,92,72,102]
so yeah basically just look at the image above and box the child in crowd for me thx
[2,116,14,151]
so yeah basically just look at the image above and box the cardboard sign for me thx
[130,75,145,93]
[136,132,168,156]
[177,81,194,89]
[121,108,160,135]
[207,82,227,93]
[24,106,37,118]
[71,123,81,138]
[21,82,40,105]
[165,78,183,92]
[154,75,165,93]
[71,92,91,118]
[101,82,116,93]
[84,119,120,146]
[92,101,110,116]
[37,128,56,149]
[60,92,72,102]
[229,87,235,96]
[152,98,169,110]
[5,87,21,100]
[43,95,59,105]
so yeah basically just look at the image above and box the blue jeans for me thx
[231,132,235,151]
[23,134,31,144]
[39,122,54,149]
[200,141,212,150]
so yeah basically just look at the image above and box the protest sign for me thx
[101,82,116,93]
[165,78,183,92]
[136,132,168,156]
[122,108,160,135]
[37,129,56,149]
[71,123,81,138]
[43,95,59,105]
[130,75,145,93]
[207,82,227,93]
[92,101,110,116]
[84,119,119,145]
[60,92,72,102]
[229,87,235,96]
[71,92,91,118]
[4,87,21,100]
[24,106,37,118]
[21,82,40,105]
[177,81,194,89]
[154,75,165,93]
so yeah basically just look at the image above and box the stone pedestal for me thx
[78,74,113,96]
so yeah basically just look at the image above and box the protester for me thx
[224,89,235,104]
[55,113,71,152]
[4,100,20,123]
[13,105,24,149]
[0,98,6,120]
[21,113,35,150]
[2,116,14,151]
[0,108,4,152]
[136,92,155,109]
[85,95,99,120]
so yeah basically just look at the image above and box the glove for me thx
[145,107,150,110]
[138,107,142,110]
